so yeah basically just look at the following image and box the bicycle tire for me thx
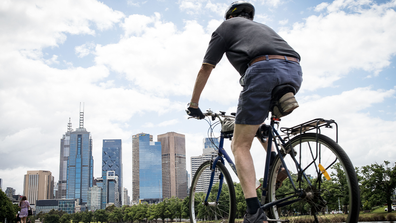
[189,160,236,223]
[267,133,360,223]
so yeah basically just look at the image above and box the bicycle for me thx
[188,84,360,223]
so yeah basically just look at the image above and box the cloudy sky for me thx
[1,0,395,198]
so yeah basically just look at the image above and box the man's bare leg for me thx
[231,123,260,199]
[232,123,268,223]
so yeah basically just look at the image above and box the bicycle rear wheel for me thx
[189,160,236,223]
[267,133,360,223]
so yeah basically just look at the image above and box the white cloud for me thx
[279,0,396,91]
[96,15,212,97]
[0,0,124,52]
[279,19,288,25]
[75,42,96,58]
[179,0,203,15]
[158,119,179,127]
[256,0,284,8]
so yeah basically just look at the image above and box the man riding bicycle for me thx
[187,1,302,223]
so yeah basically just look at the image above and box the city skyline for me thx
[1,0,395,198]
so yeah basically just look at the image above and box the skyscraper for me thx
[57,118,73,199]
[23,170,54,205]
[132,133,162,203]
[102,139,122,207]
[65,108,94,208]
[158,132,187,199]
[190,138,219,193]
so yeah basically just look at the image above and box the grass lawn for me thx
[234,206,396,223]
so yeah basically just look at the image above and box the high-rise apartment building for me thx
[132,133,162,203]
[190,138,219,193]
[23,170,54,204]
[102,139,122,208]
[64,109,94,208]
[158,132,187,199]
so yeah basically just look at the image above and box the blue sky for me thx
[0,0,395,199]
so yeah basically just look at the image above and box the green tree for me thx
[167,197,182,222]
[81,211,93,223]
[0,189,17,222]
[147,203,160,223]
[360,161,396,212]
[105,204,116,213]
[108,207,123,223]
[60,213,71,223]
[123,205,137,223]
[71,212,82,223]
[181,197,190,219]
[94,209,108,223]
[135,203,148,222]
[44,214,60,223]
[157,199,171,223]
[235,182,246,219]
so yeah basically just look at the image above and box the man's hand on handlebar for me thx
[186,105,205,119]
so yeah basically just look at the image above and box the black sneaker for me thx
[243,208,267,223]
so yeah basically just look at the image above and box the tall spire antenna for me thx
[79,102,84,129]
[67,117,73,132]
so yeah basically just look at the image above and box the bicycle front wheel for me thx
[189,160,236,223]
[267,133,360,223]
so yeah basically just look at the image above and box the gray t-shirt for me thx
[203,17,300,75]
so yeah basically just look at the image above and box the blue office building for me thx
[102,139,123,208]
[132,133,162,203]
[65,110,93,208]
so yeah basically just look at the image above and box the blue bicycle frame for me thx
[203,117,315,210]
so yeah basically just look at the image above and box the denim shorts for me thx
[235,59,303,125]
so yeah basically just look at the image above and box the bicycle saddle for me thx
[271,84,299,118]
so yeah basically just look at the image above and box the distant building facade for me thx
[132,133,162,203]
[36,199,77,214]
[87,185,102,211]
[102,139,123,208]
[190,138,219,193]
[23,170,54,205]
[5,187,15,200]
[158,132,187,199]
[123,188,130,206]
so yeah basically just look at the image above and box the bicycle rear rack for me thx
[280,118,338,143]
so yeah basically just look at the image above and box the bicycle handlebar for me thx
[188,109,235,121]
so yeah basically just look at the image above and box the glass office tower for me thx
[102,139,122,208]
[132,133,162,203]
[65,110,93,208]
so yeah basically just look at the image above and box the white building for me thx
[87,186,102,211]
[190,138,219,193]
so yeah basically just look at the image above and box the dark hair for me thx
[19,196,27,206]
